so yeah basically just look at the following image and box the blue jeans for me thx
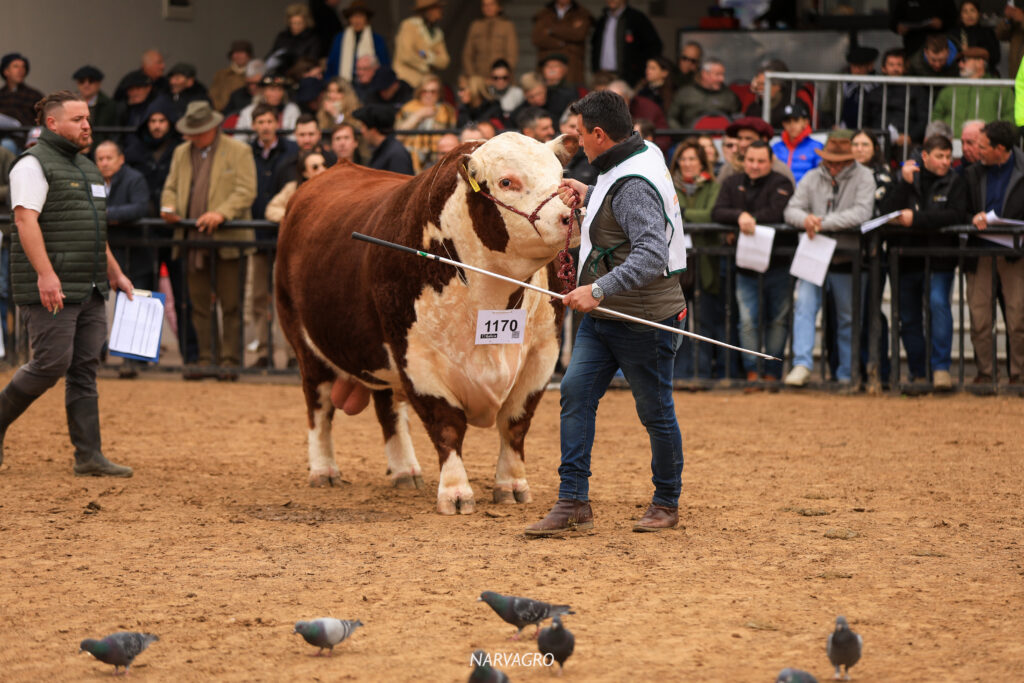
[559,313,684,507]
[898,270,955,377]
[792,273,858,381]
[736,268,791,377]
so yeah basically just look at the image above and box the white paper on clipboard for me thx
[109,290,165,362]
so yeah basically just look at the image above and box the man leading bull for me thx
[527,90,688,535]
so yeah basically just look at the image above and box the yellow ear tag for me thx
[462,164,481,193]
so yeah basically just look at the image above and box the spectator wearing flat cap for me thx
[234,75,302,144]
[932,46,1015,131]
[667,57,741,129]
[819,45,879,130]
[353,104,414,174]
[73,66,120,149]
[463,0,518,79]
[117,71,158,131]
[0,53,44,130]
[532,0,592,87]
[772,102,822,184]
[167,63,210,120]
[394,0,450,89]
[210,40,254,112]
[717,116,795,185]
[326,1,391,82]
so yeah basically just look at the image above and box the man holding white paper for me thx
[783,130,876,387]
[711,141,794,384]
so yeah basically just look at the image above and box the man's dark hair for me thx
[34,90,82,125]
[982,120,1017,152]
[516,106,551,132]
[295,113,317,127]
[924,34,948,54]
[922,134,953,154]
[490,58,511,72]
[95,139,123,156]
[882,48,905,64]
[634,118,655,140]
[251,102,278,122]
[746,139,773,160]
[330,121,357,138]
[590,70,618,89]
[569,90,633,142]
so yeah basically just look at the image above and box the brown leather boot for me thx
[525,499,594,536]
[633,504,679,532]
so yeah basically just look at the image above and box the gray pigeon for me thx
[478,591,574,640]
[538,614,574,674]
[293,618,363,655]
[826,615,862,680]
[777,667,819,683]
[79,631,159,674]
[468,649,510,683]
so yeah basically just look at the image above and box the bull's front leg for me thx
[371,390,423,489]
[493,390,544,504]
[409,394,474,515]
[306,382,343,486]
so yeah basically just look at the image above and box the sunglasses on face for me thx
[680,56,698,63]
[491,74,510,81]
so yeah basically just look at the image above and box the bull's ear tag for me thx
[462,164,481,193]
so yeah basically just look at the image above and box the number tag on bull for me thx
[475,309,526,345]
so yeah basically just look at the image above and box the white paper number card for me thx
[475,309,526,345]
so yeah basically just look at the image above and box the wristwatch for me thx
[591,283,605,300]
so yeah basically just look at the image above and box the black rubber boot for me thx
[67,397,133,477]
[0,384,37,467]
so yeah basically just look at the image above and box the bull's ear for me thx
[547,134,580,168]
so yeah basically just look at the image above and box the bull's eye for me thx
[500,178,511,188]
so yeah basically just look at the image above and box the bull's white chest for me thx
[403,269,553,428]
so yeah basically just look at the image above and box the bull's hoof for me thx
[493,487,515,504]
[513,488,533,504]
[309,468,343,487]
[437,494,476,515]
[393,474,425,490]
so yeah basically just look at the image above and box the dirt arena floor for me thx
[0,372,1021,682]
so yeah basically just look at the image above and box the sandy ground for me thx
[0,373,1021,682]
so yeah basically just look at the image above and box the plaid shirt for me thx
[0,83,44,126]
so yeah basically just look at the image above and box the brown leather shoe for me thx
[633,503,679,532]
[525,499,594,536]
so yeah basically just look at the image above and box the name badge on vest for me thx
[475,309,525,345]
[91,183,106,199]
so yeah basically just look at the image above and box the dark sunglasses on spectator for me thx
[491,73,510,80]
[680,56,698,63]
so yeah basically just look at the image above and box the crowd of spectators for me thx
[0,0,1022,388]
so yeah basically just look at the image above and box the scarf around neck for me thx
[340,27,376,80]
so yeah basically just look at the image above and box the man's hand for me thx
[737,211,756,235]
[161,209,181,224]
[803,214,822,238]
[558,178,586,209]
[38,271,64,313]
[562,284,602,313]
[897,209,914,227]
[973,211,988,231]
[901,159,919,184]
[196,211,226,233]
[110,272,135,301]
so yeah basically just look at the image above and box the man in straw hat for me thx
[394,0,450,88]
[783,129,876,388]
[326,1,391,82]
[160,100,256,381]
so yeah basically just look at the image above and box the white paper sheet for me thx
[860,210,903,233]
[109,291,164,360]
[735,225,776,273]
[980,211,1024,247]
[789,233,837,287]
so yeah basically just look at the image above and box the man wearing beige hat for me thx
[160,100,257,380]
[394,0,450,88]
[783,130,876,387]
[932,46,1016,131]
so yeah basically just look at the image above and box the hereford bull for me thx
[275,133,579,514]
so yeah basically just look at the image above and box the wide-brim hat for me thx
[815,129,856,162]
[845,46,879,66]
[415,0,444,11]
[725,116,773,139]
[176,100,224,135]
[343,0,374,19]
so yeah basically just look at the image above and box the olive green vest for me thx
[579,177,687,322]
[11,128,108,306]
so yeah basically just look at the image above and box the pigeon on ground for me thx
[478,591,574,640]
[468,649,511,683]
[538,614,574,674]
[79,631,159,674]
[293,618,363,655]
[777,667,819,683]
[826,615,862,680]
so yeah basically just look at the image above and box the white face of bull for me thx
[462,133,578,260]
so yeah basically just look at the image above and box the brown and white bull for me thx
[275,133,579,514]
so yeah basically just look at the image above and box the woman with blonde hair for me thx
[316,77,362,130]
[456,74,500,127]
[396,74,457,171]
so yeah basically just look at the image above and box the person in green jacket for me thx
[1016,52,1024,129]
[932,47,1015,132]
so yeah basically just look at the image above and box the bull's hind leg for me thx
[371,390,423,489]
[407,393,474,515]
[493,390,544,504]
[299,362,343,487]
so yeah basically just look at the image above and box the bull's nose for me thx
[560,212,572,227]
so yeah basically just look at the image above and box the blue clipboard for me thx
[109,289,166,363]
